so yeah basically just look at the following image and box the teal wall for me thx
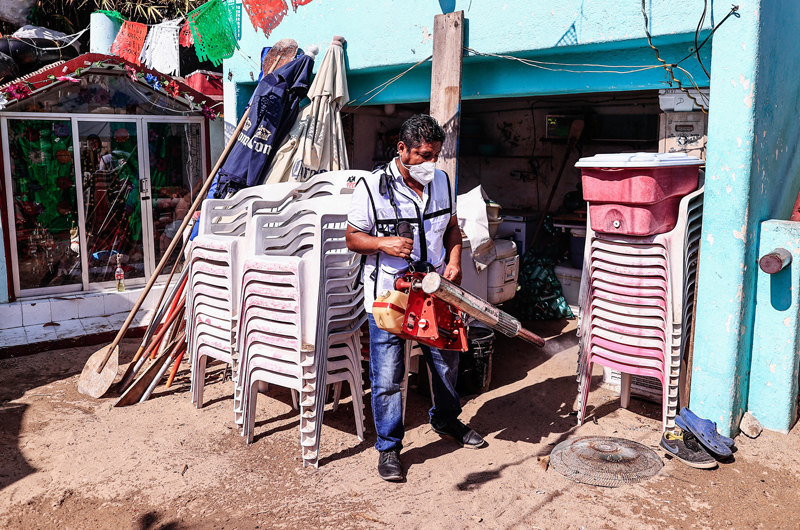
[691,0,800,436]
[749,221,800,433]
[223,0,716,124]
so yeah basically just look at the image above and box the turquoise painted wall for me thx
[749,221,800,433]
[691,0,800,436]
[223,0,717,124]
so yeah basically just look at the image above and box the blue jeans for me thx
[368,314,462,452]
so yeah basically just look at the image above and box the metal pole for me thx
[421,272,545,347]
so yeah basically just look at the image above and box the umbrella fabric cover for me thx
[210,53,314,197]
[265,37,349,183]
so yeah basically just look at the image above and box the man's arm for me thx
[442,215,462,285]
[346,225,413,259]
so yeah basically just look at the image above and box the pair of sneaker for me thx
[378,419,485,481]
[660,407,736,469]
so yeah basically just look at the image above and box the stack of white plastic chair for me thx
[310,229,367,441]
[239,218,367,436]
[234,195,366,467]
[188,244,238,408]
[576,186,703,432]
[187,171,366,408]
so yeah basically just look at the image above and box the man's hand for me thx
[443,262,462,285]
[378,236,414,260]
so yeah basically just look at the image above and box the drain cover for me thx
[550,436,663,487]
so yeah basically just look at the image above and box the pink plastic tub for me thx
[589,196,683,236]
[576,152,704,236]
[581,166,699,203]
[577,152,703,204]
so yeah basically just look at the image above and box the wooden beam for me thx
[429,10,464,187]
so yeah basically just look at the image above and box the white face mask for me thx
[399,158,436,185]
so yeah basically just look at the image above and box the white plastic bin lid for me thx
[575,152,705,168]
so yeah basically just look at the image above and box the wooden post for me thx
[429,10,464,187]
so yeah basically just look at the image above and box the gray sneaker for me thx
[660,430,717,469]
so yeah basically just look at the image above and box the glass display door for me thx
[2,114,206,298]
[144,121,204,274]
[3,118,83,293]
[76,119,146,286]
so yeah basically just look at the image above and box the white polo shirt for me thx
[347,159,456,312]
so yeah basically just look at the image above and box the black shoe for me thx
[431,419,485,449]
[377,449,404,481]
[660,430,717,469]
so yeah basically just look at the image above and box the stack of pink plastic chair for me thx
[575,153,704,432]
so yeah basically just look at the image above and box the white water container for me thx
[487,239,519,304]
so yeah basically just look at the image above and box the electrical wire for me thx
[463,44,709,111]
[640,0,708,113]
[694,0,710,77]
[675,4,740,68]
[236,48,262,72]
[465,47,665,75]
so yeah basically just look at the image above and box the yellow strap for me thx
[664,432,684,442]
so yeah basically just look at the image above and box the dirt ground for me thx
[1,319,800,530]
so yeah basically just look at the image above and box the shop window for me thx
[147,122,204,269]
[77,121,146,284]
[3,116,205,297]
[6,119,82,291]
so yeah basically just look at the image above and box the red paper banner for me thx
[291,0,313,11]
[110,21,148,65]
[243,0,288,37]
[179,21,194,47]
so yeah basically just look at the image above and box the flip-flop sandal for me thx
[677,408,733,458]
[675,414,736,449]
[678,409,735,448]
[660,431,717,469]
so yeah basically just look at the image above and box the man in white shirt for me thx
[346,115,484,482]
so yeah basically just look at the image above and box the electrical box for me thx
[545,115,584,139]
[658,111,708,160]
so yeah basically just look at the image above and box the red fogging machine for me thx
[372,261,545,351]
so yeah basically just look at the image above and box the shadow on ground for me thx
[0,340,140,492]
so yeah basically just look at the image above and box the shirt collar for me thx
[390,157,431,189]
[389,158,405,181]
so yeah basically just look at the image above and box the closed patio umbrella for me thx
[265,36,349,183]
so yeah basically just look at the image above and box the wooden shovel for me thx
[115,327,186,407]
[78,42,300,399]
[262,39,299,76]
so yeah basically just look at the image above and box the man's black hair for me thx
[399,114,445,149]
